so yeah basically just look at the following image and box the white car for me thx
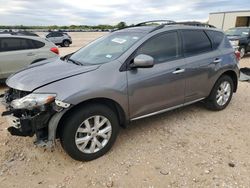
[0,34,59,80]
[46,32,72,47]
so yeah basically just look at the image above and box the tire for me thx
[60,104,120,161]
[239,46,246,58]
[205,75,234,111]
[62,40,70,47]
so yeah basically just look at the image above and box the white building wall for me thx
[209,13,225,29]
[209,11,250,31]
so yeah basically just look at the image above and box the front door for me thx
[127,31,186,119]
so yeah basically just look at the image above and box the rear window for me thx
[181,30,212,56]
[206,30,224,49]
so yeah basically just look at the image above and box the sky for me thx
[0,0,249,26]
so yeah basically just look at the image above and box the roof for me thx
[0,34,49,43]
[210,10,250,14]
[115,26,156,33]
[0,34,38,39]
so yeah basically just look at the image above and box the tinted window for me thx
[32,40,45,48]
[0,38,34,52]
[53,33,63,37]
[47,33,53,38]
[181,30,212,56]
[206,30,224,49]
[136,32,180,63]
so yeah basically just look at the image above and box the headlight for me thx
[230,40,239,47]
[11,93,56,110]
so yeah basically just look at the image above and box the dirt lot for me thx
[0,32,250,188]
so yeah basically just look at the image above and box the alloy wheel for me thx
[216,81,231,106]
[75,115,112,154]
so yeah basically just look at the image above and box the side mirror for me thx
[130,54,154,69]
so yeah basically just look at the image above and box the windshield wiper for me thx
[67,58,83,66]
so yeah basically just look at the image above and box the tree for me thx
[116,22,127,29]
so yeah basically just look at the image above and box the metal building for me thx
[209,10,250,31]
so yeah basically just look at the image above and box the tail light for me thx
[234,51,241,61]
[50,47,59,55]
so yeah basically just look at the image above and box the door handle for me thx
[213,58,222,64]
[172,68,185,74]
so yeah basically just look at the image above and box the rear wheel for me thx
[239,46,246,58]
[62,40,70,47]
[205,75,234,111]
[60,104,120,161]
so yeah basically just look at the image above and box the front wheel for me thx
[60,104,120,161]
[205,75,234,111]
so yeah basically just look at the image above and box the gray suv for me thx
[2,22,240,161]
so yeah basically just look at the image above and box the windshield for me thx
[69,32,145,65]
[225,28,250,37]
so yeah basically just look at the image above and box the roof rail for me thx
[112,20,215,33]
[135,20,176,26]
[166,21,215,28]
[111,20,176,32]
[149,21,216,33]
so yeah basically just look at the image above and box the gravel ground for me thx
[0,32,250,188]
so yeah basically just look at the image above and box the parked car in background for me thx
[0,31,39,37]
[225,27,250,58]
[2,21,239,161]
[0,34,59,80]
[46,32,72,47]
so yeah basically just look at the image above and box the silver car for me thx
[46,32,72,47]
[0,34,59,80]
[2,23,239,161]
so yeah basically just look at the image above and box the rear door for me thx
[0,37,37,78]
[180,30,221,103]
[127,31,186,119]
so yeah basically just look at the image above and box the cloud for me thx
[0,0,248,25]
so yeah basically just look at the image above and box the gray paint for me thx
[6,25,240,124]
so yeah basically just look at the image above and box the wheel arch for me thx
[62,39,70,44]
[220,70,238,92]
[55,97,127,139]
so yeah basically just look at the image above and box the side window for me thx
[136,32,180,63]
[32,39,45,48]
[181,30,212,56]
[53,33,63,37]
[47,33,53,38]
[0,38,34,52]
[206,30,224,49]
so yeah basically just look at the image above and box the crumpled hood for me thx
[6,57,100,91]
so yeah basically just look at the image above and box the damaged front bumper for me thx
[1,88,70,148]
